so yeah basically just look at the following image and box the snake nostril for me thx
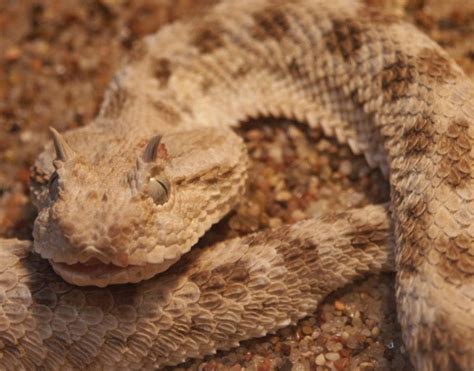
[102,193,108,202]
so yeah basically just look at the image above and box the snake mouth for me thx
[49,257,179,287]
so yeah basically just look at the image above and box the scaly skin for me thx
[0,206,393,369]
[1,0,473,369]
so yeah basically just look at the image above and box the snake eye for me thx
[147,176,170,205]
[49,172,60,201]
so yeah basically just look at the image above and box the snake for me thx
[0,0,473,369]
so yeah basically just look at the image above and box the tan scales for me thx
[0,0,473,369]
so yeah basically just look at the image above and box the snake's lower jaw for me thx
[49,257,179,287]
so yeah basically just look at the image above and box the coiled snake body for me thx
[0,0,473,369]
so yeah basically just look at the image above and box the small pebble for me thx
[325,352,341,362]
[291,361,308,371]
[315,354,326,366]
[371,327,380,337]
[291,209,306,221]
[268,217,283,228]
[359,361,375,370]
[302,326,313,335]
[327,341,343,352]
[246,129,263,141]
[334,300,345,311]
[5,47,21,61]
[339,160,352,176]
[346,336,361,350]
[275,190,292,202]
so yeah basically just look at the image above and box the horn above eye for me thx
[50,127,75,163]
[143,135,163,162]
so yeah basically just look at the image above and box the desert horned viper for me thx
[0,0,473,370]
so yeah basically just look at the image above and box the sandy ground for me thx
[0,0,473,370]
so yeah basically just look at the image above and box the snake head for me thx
[32,126,248,287]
